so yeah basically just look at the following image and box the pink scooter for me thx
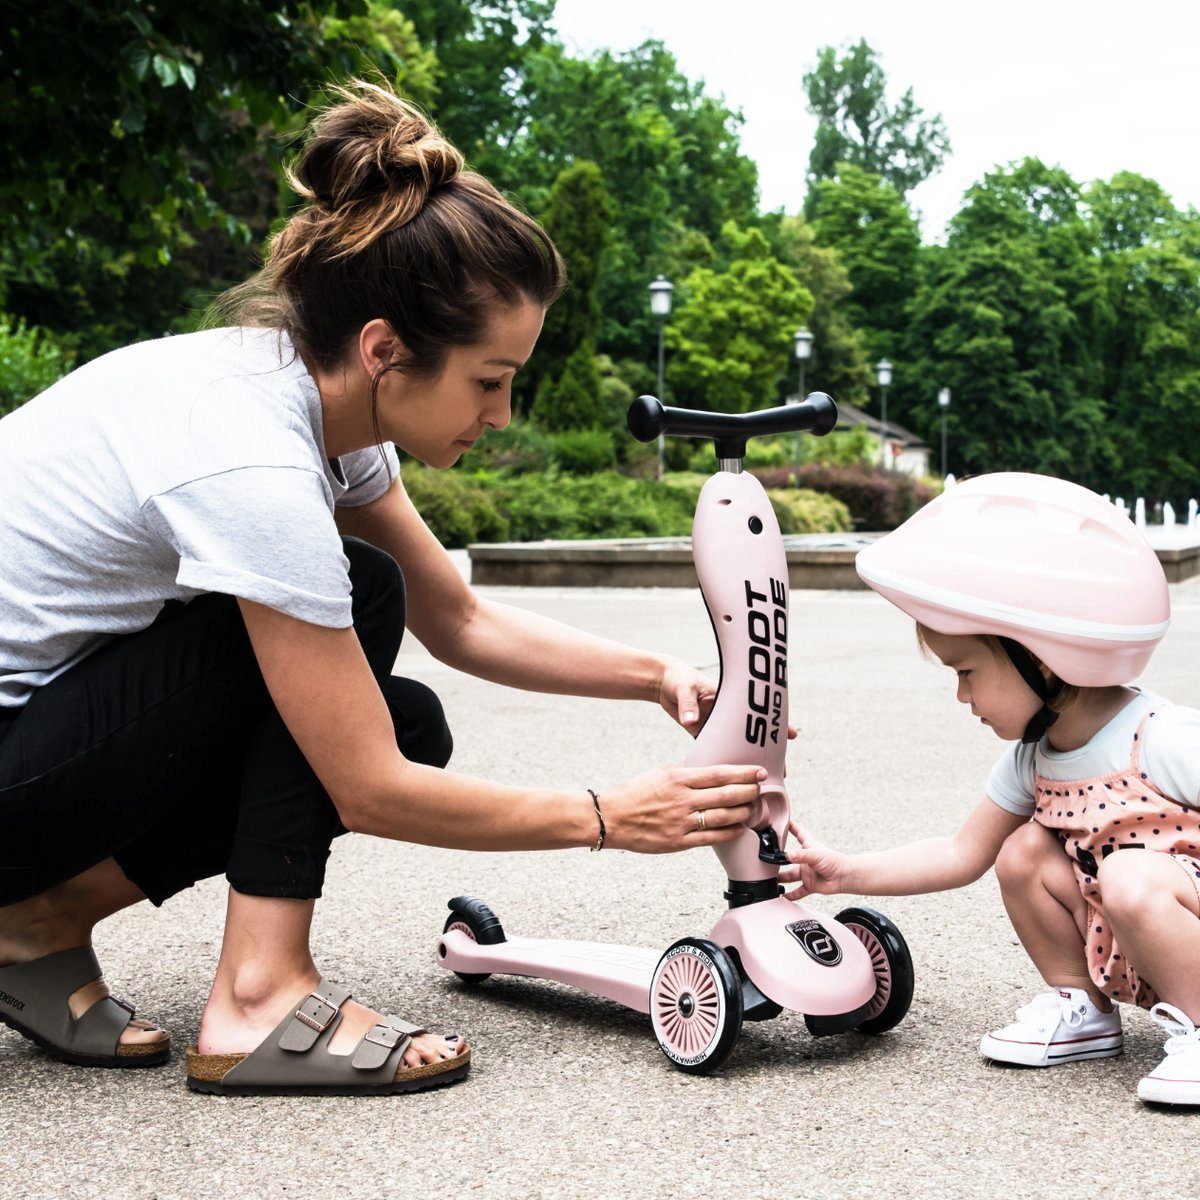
[435,394,914,1073]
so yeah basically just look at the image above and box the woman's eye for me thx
[956,669,971,678]
[480,379,503,393]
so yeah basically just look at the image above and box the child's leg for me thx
[1097,852,1200,1022]
[994,821,1111,1010]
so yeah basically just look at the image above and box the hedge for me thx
[753,463,935,529]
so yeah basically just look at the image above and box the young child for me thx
[781,472,1200,1106]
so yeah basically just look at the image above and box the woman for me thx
[0,83,764,1096]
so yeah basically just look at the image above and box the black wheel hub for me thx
[678,994,696,1018]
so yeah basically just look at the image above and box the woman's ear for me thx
[358,319,408,378]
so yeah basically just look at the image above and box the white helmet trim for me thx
[858,560,1171,644]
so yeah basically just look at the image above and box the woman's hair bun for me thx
[288,80,463,227]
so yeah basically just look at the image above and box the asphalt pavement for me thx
[4,568,1200,1199]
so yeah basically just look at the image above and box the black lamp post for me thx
[791,327,814,474]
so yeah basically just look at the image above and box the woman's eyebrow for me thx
[483,357,524,368]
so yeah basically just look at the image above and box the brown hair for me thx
[914,624,1082,713]
[213,80,565,405]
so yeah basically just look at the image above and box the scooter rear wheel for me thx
[835,906,914,1035]
[650,938,743,1074]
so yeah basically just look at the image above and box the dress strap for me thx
[1130,709,1158,774]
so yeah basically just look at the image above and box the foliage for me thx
[805,424,876,467]
[549,429,617,474]
[401,463,510,547]
[492,471,696,540]
[456,418,556,475]
[0,317,77,418]
[531,340,603,430]
[810,164,921,356]
[763,212,872,407]
[754,463,934,530]
[766,488,853,535]
[902,159,1111,485]
[666,224,814,413]
[804,40,950,201]
[522,160,613,410]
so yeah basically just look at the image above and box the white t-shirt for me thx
[986,690,1200,817]
[0,327,399,708]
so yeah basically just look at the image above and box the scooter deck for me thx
[438,932,657,1014]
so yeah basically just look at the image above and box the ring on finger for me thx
[695,809,708,832]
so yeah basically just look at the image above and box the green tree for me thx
[532,339,603,430]
[521,160,613,412]
[765,212,872,407]
[809,163,920,356]
[491,40,760,362]
[904,160,1110,482]
[666,223,814,413]
[1086,173,1200,503]
[804,40,950,200]
[0,1,443,359]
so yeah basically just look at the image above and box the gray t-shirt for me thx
[986,690,1200,816]
[0,326,399,708]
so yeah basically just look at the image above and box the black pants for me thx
[0,538,451,907]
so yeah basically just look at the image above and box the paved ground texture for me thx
[5,570,1200,1200]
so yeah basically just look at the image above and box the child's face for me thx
[922,630,1042,741]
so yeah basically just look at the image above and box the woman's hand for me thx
[657,657,797,740]
[602,763,767,854]
[777,820,855,899]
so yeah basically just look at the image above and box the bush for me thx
[753,463,935,529]
[456,419,555,475]
[0,316,75,417]
[550,428,617,474]
[767,488,853,534]
[531,340,603,430]
[400,465,509,548]
[492,471,696,541]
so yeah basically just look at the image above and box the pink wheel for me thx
[650,938,743,1074]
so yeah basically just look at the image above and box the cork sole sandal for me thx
[185,979,470,1096]
[0,946,170,1068]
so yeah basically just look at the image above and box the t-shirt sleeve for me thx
[985,741,1038,816]
[1141,705,1200,809]
[337,444,399,507]
[142,466,353,627]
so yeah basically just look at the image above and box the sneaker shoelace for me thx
[1147,1003,1200,1056]
[1014,992,1088,1049]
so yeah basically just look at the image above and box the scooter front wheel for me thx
[835,906,914,1035]
[650,938,743,1074]
[442,896,506,985]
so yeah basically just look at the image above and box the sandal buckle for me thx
[363,1024,402,1050]
[294,992,338,1033]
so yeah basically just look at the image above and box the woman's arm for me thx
[779,797,1029,898]
[236,597,763,853]
[333,480,684,705]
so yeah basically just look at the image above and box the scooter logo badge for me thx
[786,919,842,967]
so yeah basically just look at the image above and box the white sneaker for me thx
[979,988,1123,1066]
[1137,1003,1200,1105]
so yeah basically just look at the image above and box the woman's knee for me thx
[343,537,405,617]
[384,678,453,769]
[995,821,1064,890]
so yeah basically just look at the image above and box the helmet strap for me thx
[997,636,1062,744]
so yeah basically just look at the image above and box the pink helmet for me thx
[855,472,1170,687]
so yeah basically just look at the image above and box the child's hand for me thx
[779,820,852,899]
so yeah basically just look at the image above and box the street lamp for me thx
[938,387,951,478]
[649,275,674,480]
[790,328,815,475]
[875,358,893,470]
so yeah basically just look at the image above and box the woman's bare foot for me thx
[197,967,464,1067]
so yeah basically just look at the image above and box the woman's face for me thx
[380,300,545,468]
[922,630,1043,742]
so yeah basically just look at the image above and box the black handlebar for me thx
[627,393,838,460]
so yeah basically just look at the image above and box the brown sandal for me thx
[0,946,169,1067]
[185,978,470,1096]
